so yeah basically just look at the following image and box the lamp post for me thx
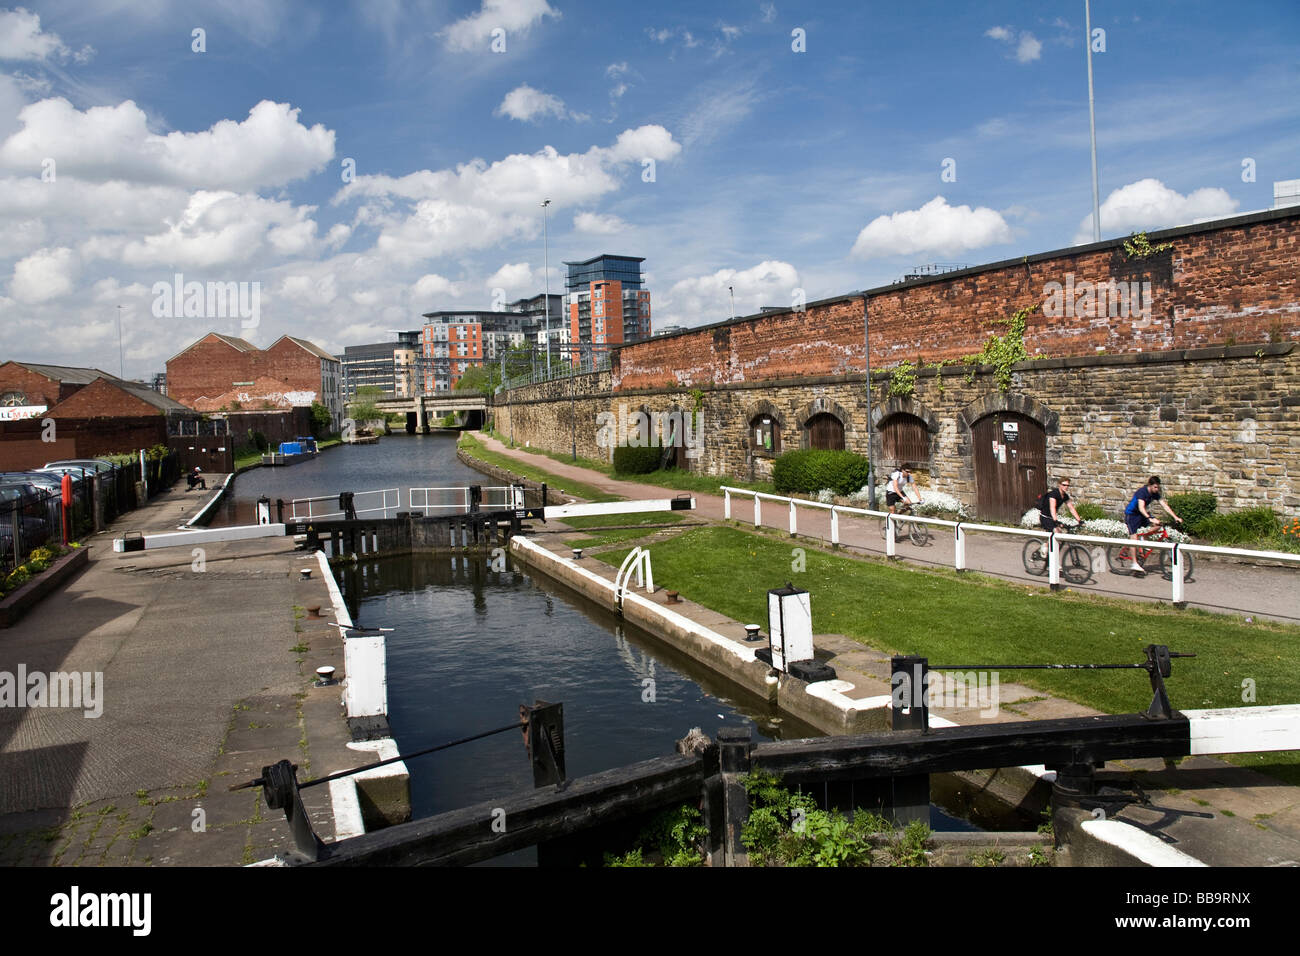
[1085,0,1101,242]
[542,198,552,367]
[863,294,877,510]
[116,305,125,378]
[728,285,736,321]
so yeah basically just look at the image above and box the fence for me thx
[290,488,402,522]
[720,486,1300,607]
[501,351,611,391]
[408,485,524,516]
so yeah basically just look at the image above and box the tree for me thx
[310,401,332,437]
[347,385,385,423]
[455,364,496,392]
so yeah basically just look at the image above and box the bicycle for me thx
[881,500,931,547]
[1022,523,1093,585]
[1106,522,1193,581]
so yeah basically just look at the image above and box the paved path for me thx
[474,434,1300,623]
[0,479,365,866]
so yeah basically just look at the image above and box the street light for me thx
[116,305,125,378]
[542,198,552,367]
[1085,0,1101,242]
[863,294,877,510]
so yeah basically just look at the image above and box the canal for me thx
[218,433,990,861]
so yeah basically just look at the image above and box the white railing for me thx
[481,485,525,510]
[408,487,471,516]
[290,488,402,521]
[720,486,1300,606]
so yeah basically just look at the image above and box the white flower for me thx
[816,488,835,504]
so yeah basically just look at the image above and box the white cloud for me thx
[574,211,627,234]
[334,126,680,264]
[660,260,800,326]
[10,245,78,302]
[850,196,1013,259]
[1073,178,1240,244]
[760,4,777,24]
[495,84,579,123]
[412,273,461,300]
[0,7,93,63]
[985,24,1040,63]
[485,261,537,292]
[0,98,334,190]
[440,0,559,52]
[1015,33,1042,63]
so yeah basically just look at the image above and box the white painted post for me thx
[954,523,966,571]
[642,550,654,593]
[754,494,761,528]
[885,515,896,558]
[1048,534,1061,588]
[830,507,839,546]
[1171,545,1185,605]
[724,488,731,520]
[789,500,797,536]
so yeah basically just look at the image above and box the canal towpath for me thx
[468,433,1299,625]
[0,475,368,865]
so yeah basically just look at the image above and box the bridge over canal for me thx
[375,391,489,432]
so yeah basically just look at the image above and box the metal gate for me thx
[972,412,1046,523]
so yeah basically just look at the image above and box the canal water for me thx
[217,434,989,860]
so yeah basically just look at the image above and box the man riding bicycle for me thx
[886,464,921,514]
[1124,475,1182,576]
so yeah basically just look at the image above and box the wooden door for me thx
[972,412,1046,522]
[807,413,845,451]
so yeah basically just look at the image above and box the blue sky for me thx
[0,0,1296,377]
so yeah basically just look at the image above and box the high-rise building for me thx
[564,254,651,363]
[341,331,422,398]
[420,294,565,389]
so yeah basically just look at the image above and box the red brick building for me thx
[166,333,344,429]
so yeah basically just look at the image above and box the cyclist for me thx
[1035,477,1082,556]
[886,464,921,515]
[1123,475,1182,576]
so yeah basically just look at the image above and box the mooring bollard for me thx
[718,726,754,867]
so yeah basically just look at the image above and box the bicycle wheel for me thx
[1106,544,1133,574]
[1159,547,1194,582]
[908,521,930,547]
[1061,545,1092,585]
[1022,539,1048,576]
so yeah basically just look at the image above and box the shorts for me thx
[1125,512,1150,535]
[1039,513,1057,532]
[886,491,904,507]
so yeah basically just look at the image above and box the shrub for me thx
[1167,492,1216,535]
[1195,508,1280,546]
[612,442,665,474]
[772,450,871,496]
[1075,502,1108,521]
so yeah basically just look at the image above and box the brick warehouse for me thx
[494,206,1299,521]
[165,333,344,430]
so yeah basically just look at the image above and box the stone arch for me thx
[743,398,789,457]
[957,392,1059,435]
[743,398,789,431]
[798,396,851,450]
[871,395,940,434]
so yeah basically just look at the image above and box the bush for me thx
[1167,492,1216,534]
[1195,508,1280,546]
[612,443,665,474]
[772,450,871,496]
[1074,502,1108,521]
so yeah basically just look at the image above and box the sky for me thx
[0,0,1296,378]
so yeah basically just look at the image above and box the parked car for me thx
[42,459,116,475]
[0,471,65,492]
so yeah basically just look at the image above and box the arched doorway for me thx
[972,412,1047,522]
[806,412,845,450]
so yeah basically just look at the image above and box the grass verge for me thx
[458,432,618,502]
[595,525,1300,783]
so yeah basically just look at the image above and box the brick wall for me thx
[46,378,165,418]
[167,335,336,418]
[0,363,88,408]
[612,207,1300,391]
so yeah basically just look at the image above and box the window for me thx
[806,413,845,450]
[751,415,781,455]
[880,413,930,465]
[2,391,28,406]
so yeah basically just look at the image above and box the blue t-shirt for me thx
[1126,487,1160,515]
